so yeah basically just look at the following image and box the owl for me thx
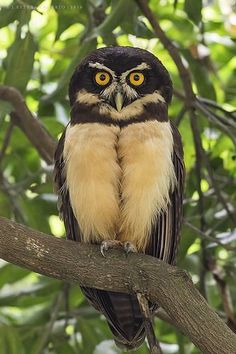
[54,46,184,350]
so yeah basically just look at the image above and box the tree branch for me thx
[184,220,236,251]
[135,0,195,103]
[0,216,236,354]
[0,86,56,164]
[135,0,236,146]
[189,110,208,297]
[173,90,236,143]
[33,291,65,354]
[0,121,14,164]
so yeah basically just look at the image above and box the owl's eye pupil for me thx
[95,71,110,86]
[129,72,145,86]
[100,74,106,81]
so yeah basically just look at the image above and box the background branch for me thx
[136,0,195,102]
[0,86,56,164]
[0,216,236,354]
[0,121,14,164]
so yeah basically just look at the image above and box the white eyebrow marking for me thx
[120,62,151,82]
[89,62,116,77]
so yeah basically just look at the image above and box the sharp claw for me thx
[100,240,136,257]
[100,242,108,257]
[123,241,137,254]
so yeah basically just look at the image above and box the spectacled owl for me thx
[54,46,185,350]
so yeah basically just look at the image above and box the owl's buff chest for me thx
[63,121,176,250]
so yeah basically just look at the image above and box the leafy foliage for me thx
[0,0,236,353]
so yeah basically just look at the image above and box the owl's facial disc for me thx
[89,62,150,112]
[69,47,173,115]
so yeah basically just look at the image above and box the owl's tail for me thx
[107,292,146,350]
[110,292,161,354]
[82,287,146,349]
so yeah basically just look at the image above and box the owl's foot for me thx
[100,240,137,257]
[100,240,123,257]
[123,241,137,254]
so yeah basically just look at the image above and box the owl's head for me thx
[69,46,172,121]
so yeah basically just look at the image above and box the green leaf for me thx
[52,0,87,40]
[0,100,12,121]
[0,279,61,307]
[77,317,111,354]
[95,0,137,37]
[0,264,30,289]
[184,0,202,25]
[20,195,56,234]
[121,17,153,39]
[181,48,217,100]
[4,31,37,92]
[0,192,11,218]
[178,225,198,261]
[54,342,76,354]
[0,7,17,29]
[0,325,25,354]
[42,38,97,102]
[0,0,44,29]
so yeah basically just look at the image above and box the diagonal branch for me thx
[135,0,236,146]
[0,216,236,354]
[135,0,195,103]
[0,86,56,164]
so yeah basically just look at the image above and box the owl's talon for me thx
[100,241,109,257]
[100,240,123,257]
[123,241,137,254]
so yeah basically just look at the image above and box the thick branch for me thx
[0,217,236,354]
[0,86,56,164]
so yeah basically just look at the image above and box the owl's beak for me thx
[114,91,124,112]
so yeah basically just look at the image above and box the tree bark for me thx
[0,216,235,354]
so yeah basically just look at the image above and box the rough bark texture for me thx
[0,216,236,354]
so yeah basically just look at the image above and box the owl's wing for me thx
[146,121,185,264]
[54,130,145,349]
[54,130,82,242]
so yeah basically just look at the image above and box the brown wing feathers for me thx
[54,131,81,242]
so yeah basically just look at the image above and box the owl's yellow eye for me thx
[95,71,111,86]
[129,72,145,86]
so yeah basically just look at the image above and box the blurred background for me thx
[0,0,236,353]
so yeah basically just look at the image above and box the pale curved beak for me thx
[114,91,124,112]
